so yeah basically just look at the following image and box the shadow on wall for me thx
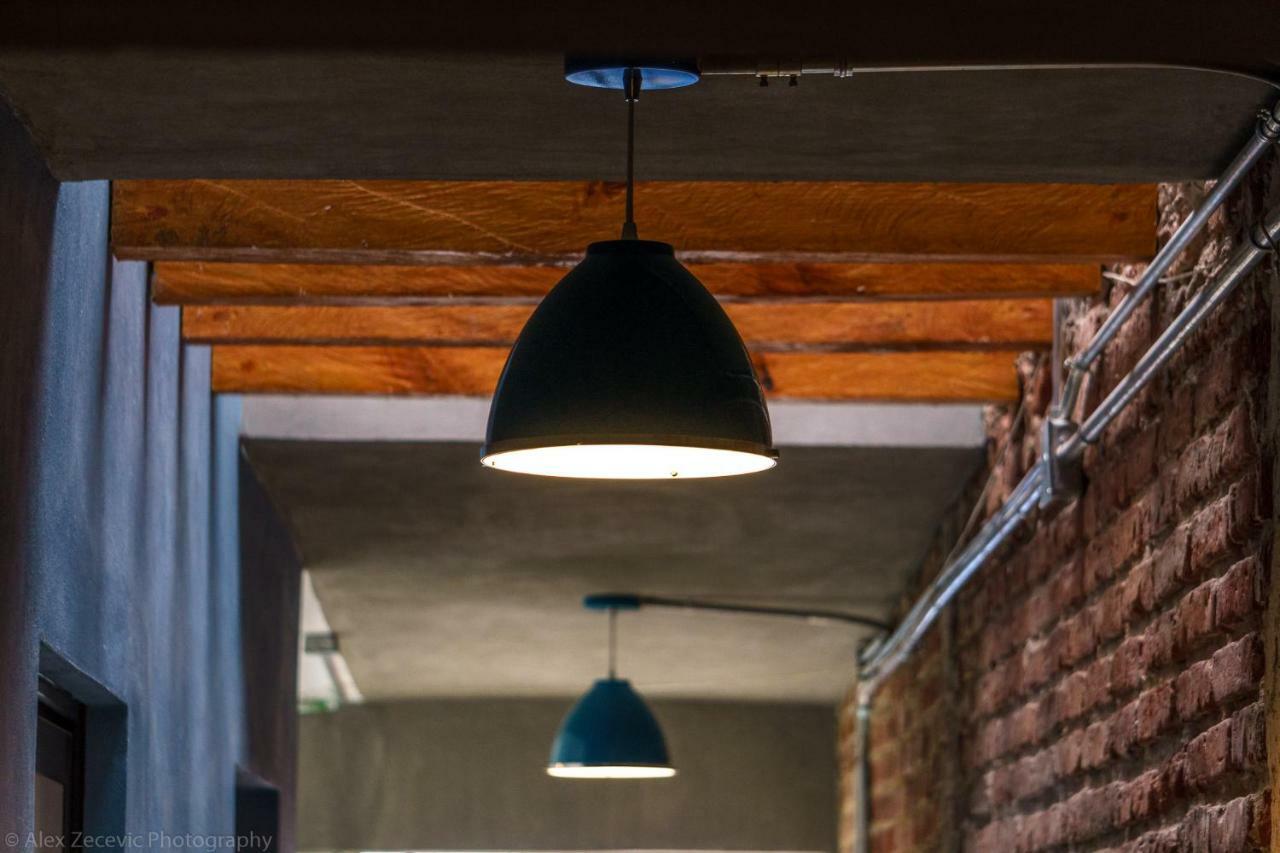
[0,103,301,853]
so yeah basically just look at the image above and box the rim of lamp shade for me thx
[546,764,678,779]
[481,240,777,479]
[547,678,675,779]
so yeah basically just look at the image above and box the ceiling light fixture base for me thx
[564,57,700,90]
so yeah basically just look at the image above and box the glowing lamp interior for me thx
[481,444,777,479]
[546,764,678,779]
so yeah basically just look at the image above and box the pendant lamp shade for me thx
[547,678,675,779]
[482,240,777,479]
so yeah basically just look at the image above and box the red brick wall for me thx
[839,169,1279,853]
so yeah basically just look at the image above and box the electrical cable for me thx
[621,67,640,240]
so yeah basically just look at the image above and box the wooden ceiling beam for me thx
[115,180,1154,264]
[210,345,1022,402]
[182,300,1053,351]
[153,260,1101,304]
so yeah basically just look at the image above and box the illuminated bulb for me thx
[481,444,777,480]
[547,764,678,779]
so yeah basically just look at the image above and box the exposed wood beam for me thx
[153,260,1101,304]
[183,301,1053,351]
[115,180,1154,264]
[210,346,1022,402]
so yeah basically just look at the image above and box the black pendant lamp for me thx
[481,63,777,480]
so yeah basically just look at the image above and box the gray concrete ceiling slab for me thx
[0,52,1274,181]
[246,440,981,703]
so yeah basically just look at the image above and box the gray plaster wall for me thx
[298,699,837,852]
[0,105,298,852]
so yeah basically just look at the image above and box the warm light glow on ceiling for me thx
[481,444,776,480]
[546,764,678,779]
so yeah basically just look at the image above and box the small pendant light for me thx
[481,66,777,480]
[548,598,674,779]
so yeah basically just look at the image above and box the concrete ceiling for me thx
[246,438,981,703]
[4,2,1278,183]
[0,52,1274,181]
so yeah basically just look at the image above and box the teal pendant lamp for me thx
[548,597,675,779]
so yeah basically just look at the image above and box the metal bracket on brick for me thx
[1040,417,1083,508]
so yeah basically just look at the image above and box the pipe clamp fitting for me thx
[1041,418,1083,507]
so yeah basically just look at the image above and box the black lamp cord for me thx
[608,607,619,678]
[621,67,641,240]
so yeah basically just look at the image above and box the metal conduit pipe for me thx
[615,593,891,631]
[1053,101,1280,420]
[1061,209,1280,458]
[858,466,1045,680]
[852,473,1043,853]
[698,59,1280,93]
[855,686,875,850]
[851,108,1280,851]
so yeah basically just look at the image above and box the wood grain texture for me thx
[212,346,510,396]
[153,260,1101,304]
[759,351,1020,401]
[116,180,1155,263]
[184,300,1053,350]
[211,345,1022,401]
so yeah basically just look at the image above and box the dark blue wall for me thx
[0,107,297,852]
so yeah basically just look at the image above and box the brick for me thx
[1021,635,1057,693]
[1193,334,1251,431]
[1228,703,1266,771]
[1142,611,1176,670]
[1083,654,1114,710]
[1080,720,1109,769]
[1084,494,1157,593]
[1100,296,1154,394]
[908,805,940,847]
[1050,555,1084,610]
[871,787,904,821]
[1122,426,1159,504]
[1110,635,1149,693]
[1121,825,1180,853]
[1173,404,1254,510]
[976,656,1019,717]
[1211,795,1255,853]
[1122,557,1156,619]
[1174,660,1214,721]
[1134,682,1174,742]
[1173,581,1215,658]
[1055,671,1089,723]
[1117,768,1164,825]
[978,720,1004,766]
[1157,380,1196,461]
[1020,585,1056,643]
[1150,526,1189,602]
[1082,482,1108,539]
[869,824,897,853]
[1212,556,1262,628]
[1093,584,1127,644]
[1208,633,1263,705]
[1063,609,1098,666]
[1187,477,1257,578]
[1010,702,1039,750]
[1055,727,1083,776]
[1178,802,1215,853]
[1110,699,1138,757]
[1183,718,1231,791]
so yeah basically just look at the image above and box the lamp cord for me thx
[621,67,640,240]
[608,607,618,678]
